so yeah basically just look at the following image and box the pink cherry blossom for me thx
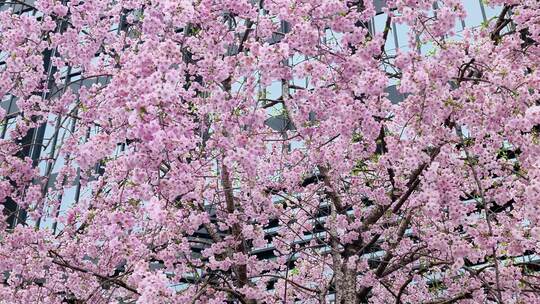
[1,1,540,303]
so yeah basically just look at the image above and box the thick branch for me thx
[220,163,250,288]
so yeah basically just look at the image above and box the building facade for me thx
[2,0,533,303]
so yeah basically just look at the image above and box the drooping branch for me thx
[48,251,139,295]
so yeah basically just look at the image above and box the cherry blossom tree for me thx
[1,0,540,303]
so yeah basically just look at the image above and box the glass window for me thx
[483,2,503,22]
[394,22,411,51]
[266,80,282,100]
[1,117,16,139]
[464,0,485,28]
[373,13,388,34]
[1,95,12,113]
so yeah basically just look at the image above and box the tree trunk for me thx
[335,262,358,304]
